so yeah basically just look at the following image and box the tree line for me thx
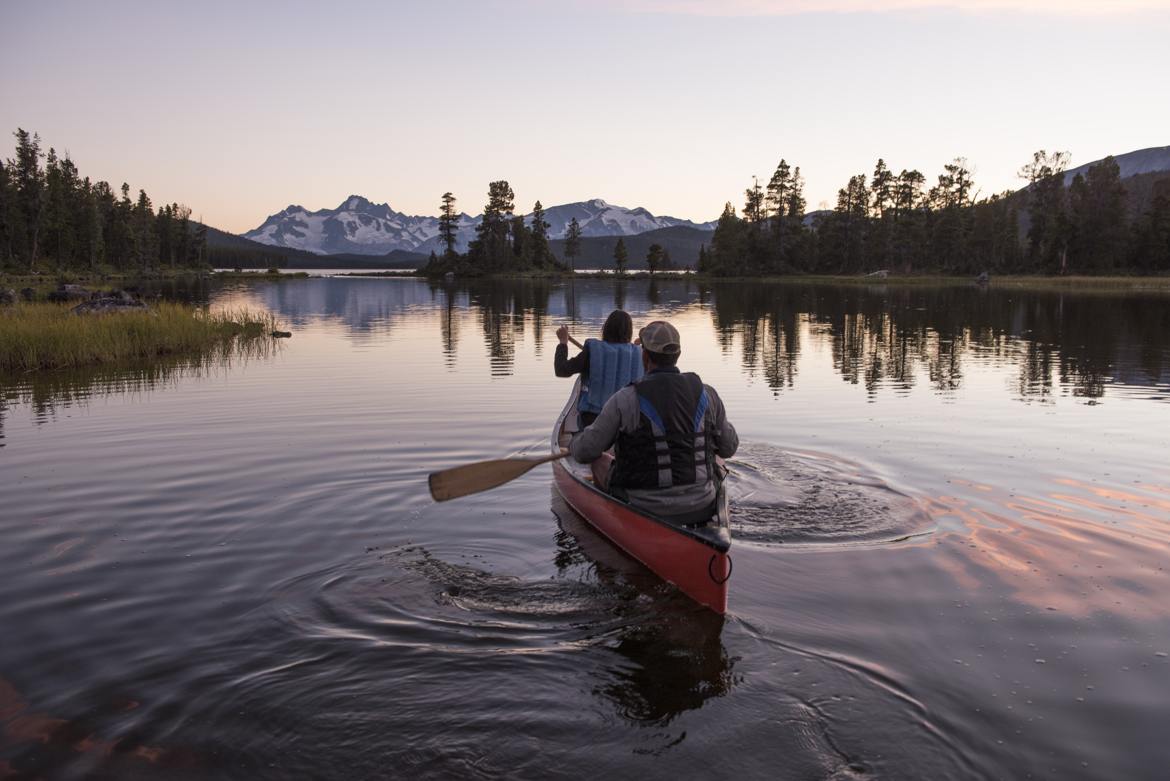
[0,129,208,274]
[701,152,1170,276]
[423,182,566,275]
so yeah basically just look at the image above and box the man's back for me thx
[570,367,737,522]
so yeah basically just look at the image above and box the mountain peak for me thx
[340,195,372,211]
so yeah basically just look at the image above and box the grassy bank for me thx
[0,302,276,372]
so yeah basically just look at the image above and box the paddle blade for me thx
[428,453,564,502]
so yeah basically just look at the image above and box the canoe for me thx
[551,379,732,613]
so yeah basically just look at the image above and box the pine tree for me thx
[871,159,894,219]
[743,177,765,227]
[12,128,45,269]
[133,189,157,271]
[563,216,582,271]
[1018,150,1070,271]
[613,236,628,276]
[438,191,458,258]
[646,242,665,275]
[468,180,515,272]
[528,200,550,267]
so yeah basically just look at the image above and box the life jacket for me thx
[609,370,715,492]
[578,339,643,415]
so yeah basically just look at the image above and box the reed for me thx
[0,302,277,372]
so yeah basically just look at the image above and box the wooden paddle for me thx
[428,450,571,502]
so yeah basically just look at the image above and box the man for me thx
[570,320,738,524]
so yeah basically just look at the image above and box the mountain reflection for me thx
[237,276,1170,402]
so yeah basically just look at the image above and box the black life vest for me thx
[609,370,715,492]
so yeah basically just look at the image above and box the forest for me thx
[0,129,213,273]
[700,152,1170,277]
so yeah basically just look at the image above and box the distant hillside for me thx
[1063,146,1170,186]
[549,225,714,270]
[204,224,424,269]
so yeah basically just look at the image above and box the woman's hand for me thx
[556,325,570,345]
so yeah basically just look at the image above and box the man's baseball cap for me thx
[639,320,681,354]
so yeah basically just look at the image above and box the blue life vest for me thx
[579,339,643,415]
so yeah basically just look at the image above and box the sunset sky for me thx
[2,0,1167,233]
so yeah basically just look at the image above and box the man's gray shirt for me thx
[570,378,738,518]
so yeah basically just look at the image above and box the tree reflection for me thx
[704,281,1170,403]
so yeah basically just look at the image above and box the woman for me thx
[555,309,642,427]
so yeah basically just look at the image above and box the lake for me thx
[2,276,1168,779]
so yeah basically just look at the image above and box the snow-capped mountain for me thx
[242,196,476,256]
[244,196,716,256]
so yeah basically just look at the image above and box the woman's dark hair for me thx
[601,310,633,343]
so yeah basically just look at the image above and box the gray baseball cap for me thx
[639,320,681,354]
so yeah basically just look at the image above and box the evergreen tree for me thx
[743,177,765,227]
[438,191,459,258]
[1068,157,1127,272]
[467,180,514,272]
[1018,150,1071,272]
[13,128,45,269]
[646,242,665,275]
[709,202,745,275]
[613,236,628,276]
[133,189,157,271]
[528,200,551,267]
[871,159,894,218]
[1132,179,1170,272]
[563,216,582,271]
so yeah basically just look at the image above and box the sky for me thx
[1,0,1168,233]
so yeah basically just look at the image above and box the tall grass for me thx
[0,302,277,372]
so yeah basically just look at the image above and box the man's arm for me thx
[707,386,738,458]
[569,388,628,463]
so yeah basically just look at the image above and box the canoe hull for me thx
[553,461,730,613]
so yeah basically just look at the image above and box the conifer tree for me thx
[613,236,628,276]
[646,242,664,275]
[13,128,44,269]
[563,216,582,271]
[438,191,459,258]
[528,200,550,267]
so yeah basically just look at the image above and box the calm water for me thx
[2,277,1169,779]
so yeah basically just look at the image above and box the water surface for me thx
[2,277,1168,778]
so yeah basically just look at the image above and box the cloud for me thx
[617,0,1170,15]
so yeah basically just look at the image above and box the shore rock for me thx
[71,295,151,315]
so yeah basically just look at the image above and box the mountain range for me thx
[243,196,717,257]
[218,146,1169,269]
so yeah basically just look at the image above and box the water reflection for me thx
[0,338,279,432]
[554,492,735,726]
[235,276,1170,402]
[708,282,1170,401]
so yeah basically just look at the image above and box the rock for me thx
[20,288,36,301]
[271,330,292,338]
[0,288,16,306]
[48,284,90,302]
[71,297,151,315]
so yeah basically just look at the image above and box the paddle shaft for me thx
[428,450,571,502]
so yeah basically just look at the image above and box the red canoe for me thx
[551,380,732,614]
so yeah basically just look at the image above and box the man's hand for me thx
[556,325,570,345]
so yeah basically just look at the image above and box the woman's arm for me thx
[554,327,589,377]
